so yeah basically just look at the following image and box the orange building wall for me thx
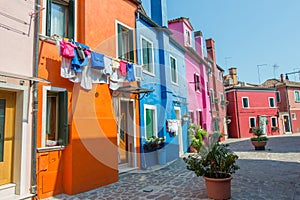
[37,0,140,198]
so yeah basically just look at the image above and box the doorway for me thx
[118,99,136,168]
[174,107,183,156]
[0,91,16,185]
[283,115,291,133]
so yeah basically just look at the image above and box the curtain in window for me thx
[50,3,66,37]
[146,109,154,138]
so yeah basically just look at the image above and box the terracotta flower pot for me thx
[204,175,232,200]
[251,141,267,150]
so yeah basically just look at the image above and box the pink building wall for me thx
[168,18,212,132]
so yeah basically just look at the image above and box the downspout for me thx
[285,86,293,132]
[234,89,241,138]
[31,0,40,194]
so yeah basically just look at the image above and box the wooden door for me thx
[0,91,16,185]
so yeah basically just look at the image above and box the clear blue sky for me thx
[142,0,300,84]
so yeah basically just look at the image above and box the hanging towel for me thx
[119,60,127,76]
[109,70,121,90]
[126,63,135,82]
[112,59,120,69]
[91,52,105,69]
[104,56,113,75]
[60,57,76,78]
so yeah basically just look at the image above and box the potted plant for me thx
[183,133,239,199]
[250,126,268,150]
[143,136,166,165]
[188,123,208,153]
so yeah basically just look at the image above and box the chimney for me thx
[229,67,238,85]
[280,74,284,82]
[151,0,167,27]
[194,31,203,57]
[205,38,216,63]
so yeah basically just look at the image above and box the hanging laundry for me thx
[69,72,82,83]
[104,56,113,75]
[60,57,76,78]
[109,69,122,90]
[91,51,105,70]
[90,69,108,84]
[60,40,76,58]
[126,63,135,82]
[80,62,93,90]
[134,64,143,81]
[112,59,120,69]
[167,120,179,135]
[119,60,127,76]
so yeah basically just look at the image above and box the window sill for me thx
[37,146,65,153]
[143,71,155,77]
[39,34,57,45]
[171,82,179,86]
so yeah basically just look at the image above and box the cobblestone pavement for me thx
[47,134,300,200]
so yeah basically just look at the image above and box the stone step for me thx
[0,183,16,199]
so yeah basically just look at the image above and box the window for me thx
[185,29,191,46]
[144,105,157,138]
[292,113,296,120]
[269,97,275,108]
[194,73,200,91]
[170,56,178,84]
[210,89,214,104]
[249,117,256,128]
[141,37,154,74]
[295,90,300,102]
[197,110,202,127]
[276,91,280,102]
[189,111,194,123]
[43,88,68,147]
[213,119,219,131]
[46,0,74,38]
[218,71,223,81]
[242,97,249,108]
[271,117,277,127]
[117,23,134,62]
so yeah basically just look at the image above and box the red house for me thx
[262,74,300,134]
[225,69,279,138]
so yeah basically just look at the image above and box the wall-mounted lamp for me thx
[20,80,25,85]
[182,113,190,122]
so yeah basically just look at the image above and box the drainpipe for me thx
[234,89,241,138]
[31,0,40,195]
[285,86,293,132]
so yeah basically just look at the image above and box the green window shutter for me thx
[146,109,153,138]
[46,0,52,36]
[129,29,134,62]
[58,91,68,146]
[142,39,148,71]
[68,0,75,39]
[117,24,123,59]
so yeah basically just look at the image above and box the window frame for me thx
[116,21,134,63]
[271,116,277,127]
[276,91,281,103]
[249,117,256,128]
[291,113,296,120]
[144,104,157,139]
[141,36,155,76]
[44,0,75,38]
[185,29,191,46]
[188,110,194,123]
[42,86,68,148]
[170,55,178,85]
[210,89,214,105]
[295,90,300,102]
[269,97,275,108]
[242,97,249,108]
[194,73,200,92]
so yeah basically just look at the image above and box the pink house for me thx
[262,74,300,134]
[168,17,212,132]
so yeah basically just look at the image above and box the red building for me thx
[262,74,300,134]
[206,39,228,138]
[226,86,279,138]
[225,68,279,138]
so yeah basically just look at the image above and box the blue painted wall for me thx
[136,13,188,168]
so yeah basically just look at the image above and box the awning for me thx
[113,85,154,100]
[0,71,51,84]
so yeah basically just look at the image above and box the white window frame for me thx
[249,117,256,128]
[140,36,155,76]
[42,86,67,147]
[115,20,134,62]
[269,97,275,108]
[144,104,157,138]
[292,113,296,120]
[42,0,77,39]
[295,90,300,102]
[170,55,178,85]
[194,73,200,92]
[271,116,277,127]
[185,29,191,46]
[242,97,249,108]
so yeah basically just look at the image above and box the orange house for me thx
[36,0,142,198]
